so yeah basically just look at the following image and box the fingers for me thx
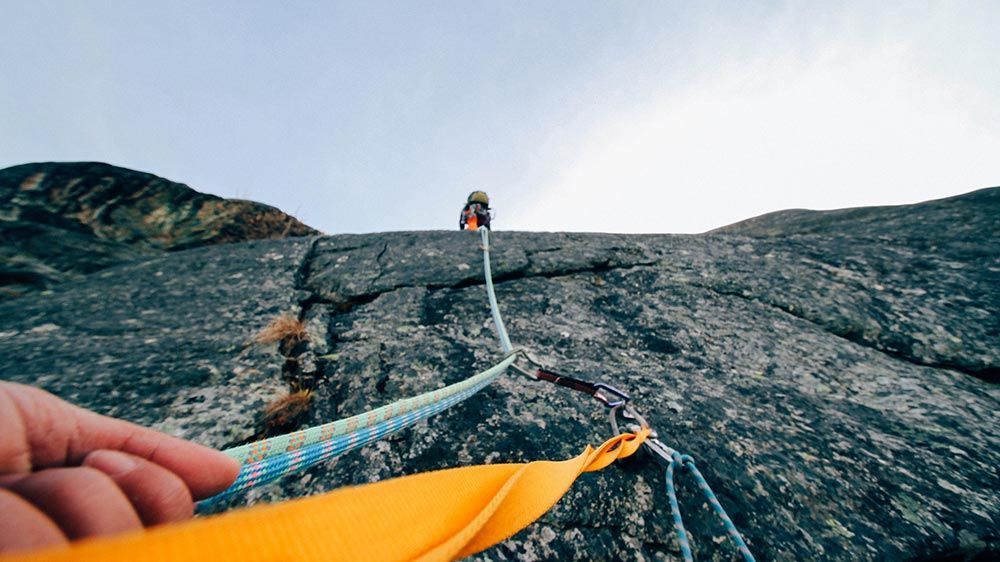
[0,452,197,552]
[73,412,240,499]
[5,467,142,540]
[0,384,32,473]
[0,488,67,553]
[0,383,240,552]
[1,382,239,499]
[84,450,193,525]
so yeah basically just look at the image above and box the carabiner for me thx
[534,368,630,409]
[592,383,630,408]
[610,404,676,464]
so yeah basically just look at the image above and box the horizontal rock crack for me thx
[688,281,997,382]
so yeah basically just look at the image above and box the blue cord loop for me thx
[613,405,756,562]
[666,452,756,562]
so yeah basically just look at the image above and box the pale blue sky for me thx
[2,1,999,233]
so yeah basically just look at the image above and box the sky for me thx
[2,1,999,234]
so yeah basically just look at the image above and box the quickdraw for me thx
[515,359,757,562]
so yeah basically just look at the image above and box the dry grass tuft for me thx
[254,314,307,346]
[262,389,313,431]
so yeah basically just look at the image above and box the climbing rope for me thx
[199,227,518,508]
[199,354,517,509]
[664,453,756,562]
[611,405,755,561]
[219,354,517,467]
[480,227,512,353]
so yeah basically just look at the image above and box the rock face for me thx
[712,187,999,247]
[1,188,998,561]
[0,162,319,296]
[711,187,1000,383]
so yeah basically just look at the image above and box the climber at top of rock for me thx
[459,191,492,231]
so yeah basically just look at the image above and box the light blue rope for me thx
[198,377,494,511]
[220,355,515,467]
[480,228,512,353]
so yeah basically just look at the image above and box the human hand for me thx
[0,381,239,553]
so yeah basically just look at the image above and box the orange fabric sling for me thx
[2,429,649,562]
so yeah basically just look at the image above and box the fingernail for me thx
[86,450,138,477]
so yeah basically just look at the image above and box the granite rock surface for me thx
[1,188,997,561]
